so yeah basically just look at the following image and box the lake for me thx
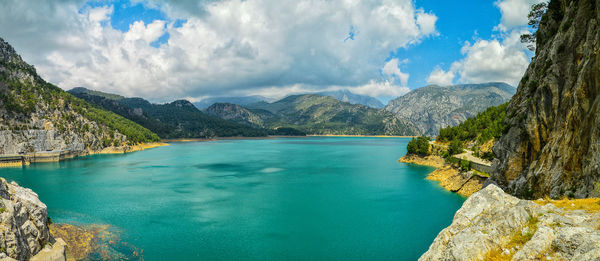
[0,137,464,260]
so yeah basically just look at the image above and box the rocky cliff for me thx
[0,37,160,156]
[0,178,65,261]
[420,184,600,260]
[491,0,600,198]
[385,83,515,135]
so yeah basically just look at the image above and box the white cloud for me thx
[0,0,438,101]
[381,58,409,87]
[426,31,529,86]
[495,0,547,31]
[347,80,410,97]
[426,66,455,86]
[454,31,529,85]
[425,0,538,87]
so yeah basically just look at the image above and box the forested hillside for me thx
[0,37,159,155]
[69,88,269,139]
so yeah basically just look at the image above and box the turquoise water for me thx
[0,137,464,260]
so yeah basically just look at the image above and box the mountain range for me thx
[205,94,419,135]
[192,95,268,109]
[384,82,516,136]
[68,87,272,139]
[316,90,385,108]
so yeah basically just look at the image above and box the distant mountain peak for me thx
[316,89,384,108]
[385,82,515,135]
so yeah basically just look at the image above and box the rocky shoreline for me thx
[0,142,168,168]
[399,154,485,197]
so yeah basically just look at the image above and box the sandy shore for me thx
[93,142,169,154]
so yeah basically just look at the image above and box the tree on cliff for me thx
[520,2,548,51]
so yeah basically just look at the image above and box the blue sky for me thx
[397,0,502,88]
[0,0,538,102]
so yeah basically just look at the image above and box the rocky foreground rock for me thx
[420,184,600,260]
[0,178,65,261]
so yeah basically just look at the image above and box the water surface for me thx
[1,137,464,260]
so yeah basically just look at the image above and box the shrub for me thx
[447,139,464,156]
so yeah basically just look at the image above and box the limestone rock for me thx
[0,178,65,261]
[420,184,600,261]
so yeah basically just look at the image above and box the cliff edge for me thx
[491,0,600,198]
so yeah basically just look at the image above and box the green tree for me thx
[406,136,431,156]
[447,139,464,156]
[520,2,548,51]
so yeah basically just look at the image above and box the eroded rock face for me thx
[0,178,54,260]
[420,184,600,261]
[491,0,600,198]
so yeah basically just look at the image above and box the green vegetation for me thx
[447,139,464,156]
[70,89,271,139]
[406,136,431,156]
[520,2,547,51]
[436,102,508,160]
[458,159,472,172]
[437,103,508,144]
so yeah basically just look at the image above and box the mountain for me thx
[385,82,516,136]
[491,0,600,198]
[193,95,267,109]
[240,94,419,135]
[203,102,269,128]
[69,88,269,139]
[316,89,385,108]
[0,37,159,155]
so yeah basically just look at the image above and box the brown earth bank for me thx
[399,154,485,197]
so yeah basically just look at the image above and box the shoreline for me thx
[162,135,308,143]
[0,142,168,167]
[309,134,417,138]
[398,154,485,197]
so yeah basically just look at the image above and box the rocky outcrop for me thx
[0,178,65,261]
[385,83,515,135]
[420,184,600,260]
[426,166,486,197]
[491,0,600,198]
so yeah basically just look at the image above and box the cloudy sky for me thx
[0,0,543,103]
